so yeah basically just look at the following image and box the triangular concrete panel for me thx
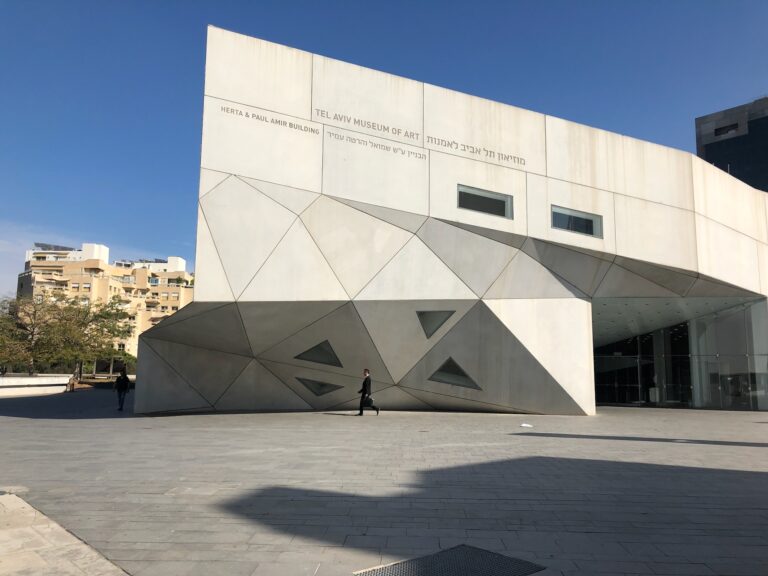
[327,385,434,411]
[260,361,381,410]
[148,302,230,331]
[398,386,523,413]
[331,196,427,233]
[484,251,585,299]
[259,302,392,382]
[417,218,517,297]
[356,237,477,301]
[594,264,680,298]
[135,339,211,413]
[549,240,615,262]
[199,169,231,198]
[215,360,312,411]
[144,338,252,406]
[686,276,759,297]
[436,219,527,248]
[238,301,346,356]
[302,196,412,297]
[399,302,588,414]
[141,302,252,356]
[354,300,476,383]
[239,220,349,301]
[194,207,235,302]
[522,238,612,296]
[484,298,595,415]
[201,176,296,298]
[241,176,319,215]
[613,256,697,296]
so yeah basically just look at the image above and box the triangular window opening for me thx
[429,357,481,390]
[416,310,455,339]
[296,377,343,396]
[294,339,343,367]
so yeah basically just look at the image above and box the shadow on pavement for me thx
[0,388,134,419]
[513,431,768,449]
[219,456,768,572]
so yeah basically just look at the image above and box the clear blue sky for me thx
[1,0,766,295]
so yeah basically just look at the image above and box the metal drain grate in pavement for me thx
[354,545,546,576]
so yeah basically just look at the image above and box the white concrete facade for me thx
[136,26,768,415]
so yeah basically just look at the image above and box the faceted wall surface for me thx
[135,27,768,415]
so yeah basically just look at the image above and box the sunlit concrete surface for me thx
[1,388,767,575]
[0,492,127,575]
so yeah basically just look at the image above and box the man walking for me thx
[357,368,379,416]
[114,368,131,411]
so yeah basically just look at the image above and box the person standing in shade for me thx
[114,368,131,411]
[357,368,379,416]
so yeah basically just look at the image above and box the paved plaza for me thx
[0,389,766,575]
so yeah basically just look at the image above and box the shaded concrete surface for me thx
[0,493,126,575]
[0,389,766,575]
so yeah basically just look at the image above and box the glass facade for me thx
[595,300,768,410]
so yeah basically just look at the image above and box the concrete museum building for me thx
[135,27,768,415]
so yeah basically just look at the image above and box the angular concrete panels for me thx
[135,340,211,414]
[215,360,312,411]
[193,207,235,302]
[354,299,476,383]
[484,299,596,414]
[258,302,392,383]
[240,177,319,215]
[301,196,412,297]
[201,176,296,298]
[138,27,768,415]
[417,218,517,297]
[355,237,476,301]
[239,220,349,302]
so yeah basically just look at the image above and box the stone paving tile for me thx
[1,389,768,575]
[0,493,126,575]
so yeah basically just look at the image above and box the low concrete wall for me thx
[0,375,70,388]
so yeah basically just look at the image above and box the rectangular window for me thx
[171,306,178,311]
[551,205,603,238]
[117,343,126,352]
[160,306,168,312]
[714,123,738,137]
[161,292,168,300]
[171,293,179,300]
[457,184,513,219]
[83,283,91,291]
[71,283,79,290]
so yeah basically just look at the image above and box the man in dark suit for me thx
[357,368,380,416]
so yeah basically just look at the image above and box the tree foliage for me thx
[0,295,132,375]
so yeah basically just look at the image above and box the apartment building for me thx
[17,243,193,356]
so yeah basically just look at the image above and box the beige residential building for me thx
[17,243,194,356]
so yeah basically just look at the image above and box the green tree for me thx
[0,295,132,375]
[48,296,133,378]
[0,296,62,374]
